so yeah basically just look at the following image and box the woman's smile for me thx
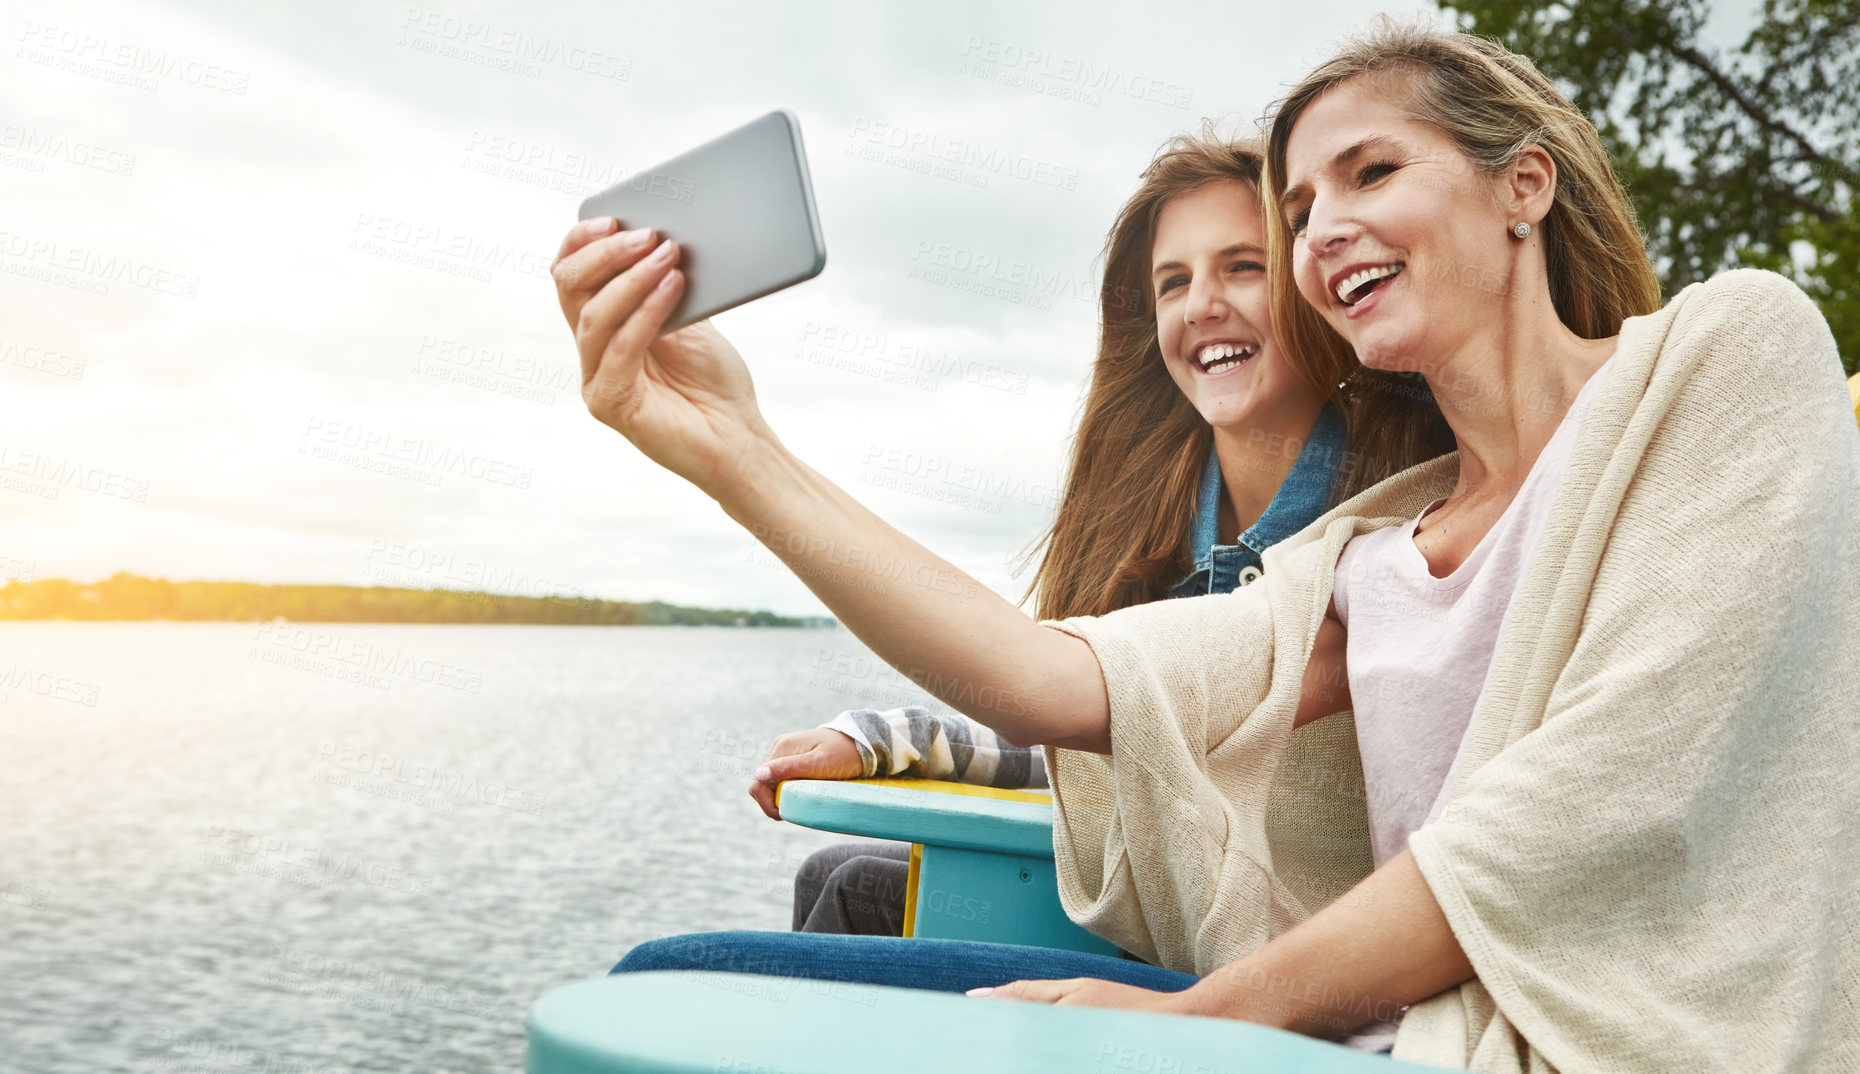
[1340,265,1403,321]
[1331,261,1406,307]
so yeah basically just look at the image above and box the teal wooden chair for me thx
[528,777,1439,1071]
[528,972,1443,1073]
[774,776,1114,954]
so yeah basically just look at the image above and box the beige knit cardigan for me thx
[1042,270,1859,1072]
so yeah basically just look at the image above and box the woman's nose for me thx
[1303,197,1354,259]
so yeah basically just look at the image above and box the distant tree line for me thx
[0,573,831,627]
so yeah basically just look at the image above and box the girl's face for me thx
[1279,76,1514,374]
[1151,180,1320,432]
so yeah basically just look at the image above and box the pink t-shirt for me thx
[1330,355,1613,1052]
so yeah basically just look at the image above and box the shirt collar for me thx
[1190,435,1225,567]
[1192,402,1348,565]
[1241,401,1347,554]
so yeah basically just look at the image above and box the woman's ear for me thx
[1505,143,1557,228]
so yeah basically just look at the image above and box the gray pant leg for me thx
[795,841,912,935]
[792,842,880,931]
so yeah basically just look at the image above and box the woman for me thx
[552,23,1857,1069]
[765,132,1449,937]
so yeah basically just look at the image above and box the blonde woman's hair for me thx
[1023,129,1448,620]
[1261,19,1663,430]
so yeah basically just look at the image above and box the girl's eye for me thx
[1288,210,1310,236]
[1231,260,1264,274]
[1158,275,1188,296]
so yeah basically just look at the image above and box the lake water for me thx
[0,623,920,1074]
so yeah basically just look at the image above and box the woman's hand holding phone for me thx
[551,216,773,503]
[550,228,871,819]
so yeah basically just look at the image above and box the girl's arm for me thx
[552,219,1109,752]
[1294,611,1351,729]
[823,706,1049,788]
[745,711,1049,820]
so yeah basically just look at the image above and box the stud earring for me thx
[1512,221,1532,239]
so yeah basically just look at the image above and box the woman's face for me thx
[1280,76,1514,374]
[1151,179,1319,432]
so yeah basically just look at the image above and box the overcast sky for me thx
[0,0,1756,617]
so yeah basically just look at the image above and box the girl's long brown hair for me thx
[1262,21,1663,422]
[1023,131,1449,621]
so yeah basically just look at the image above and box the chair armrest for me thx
[777,778,1053,856]
[528,972,1440,1073]
[778,778,1104,952]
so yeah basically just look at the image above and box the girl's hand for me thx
[747,729,865,820]
[970,978,1188,1016]
[551,216,772,500]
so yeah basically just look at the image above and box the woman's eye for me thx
[1288,210,1310,236]
[1158,275,1187,296]
[1358,161,1398,184]
[1231,260,1264,274]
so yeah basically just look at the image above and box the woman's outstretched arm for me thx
[552,218,1109,752]
[723,435,1110,751]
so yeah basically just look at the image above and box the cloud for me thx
[0,0,1429,616]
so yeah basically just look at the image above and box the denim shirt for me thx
[1168,403,1348,599]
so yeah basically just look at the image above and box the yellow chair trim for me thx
[848,777,1052,804]
[902,843,921,938]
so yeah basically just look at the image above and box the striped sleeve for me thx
[822,706,1048,789]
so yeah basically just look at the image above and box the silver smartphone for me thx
[578,110,827,333]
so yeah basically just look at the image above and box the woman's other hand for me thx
[747,729,865,820]
[971,977,1186,1016]
[551,216,771,500]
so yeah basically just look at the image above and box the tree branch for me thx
[1776,182,1843,226]
[1765,11,1860,86]
[1664,39,1860,189]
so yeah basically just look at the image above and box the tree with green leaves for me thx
[1438,0,1858,375]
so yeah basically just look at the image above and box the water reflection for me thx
[0,623,884,1073]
